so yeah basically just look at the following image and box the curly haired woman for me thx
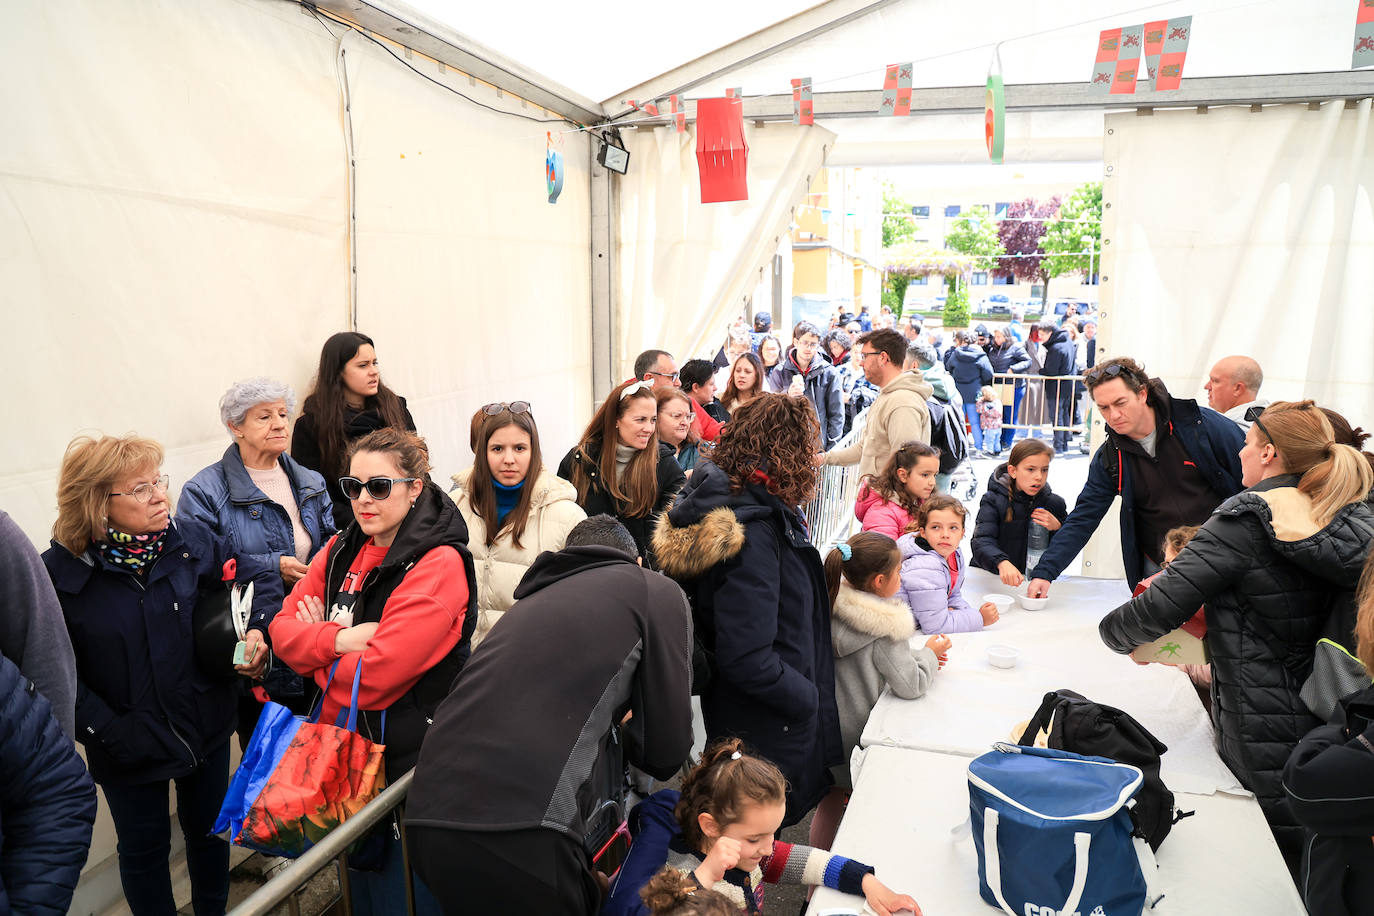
[652,393,842,827]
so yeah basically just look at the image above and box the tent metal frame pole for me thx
[589,139,616,401]
[619,72,1374,125]
[310,0,606,124]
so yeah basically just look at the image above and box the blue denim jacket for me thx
[179,445,335,696]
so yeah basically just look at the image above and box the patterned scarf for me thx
[98,526,169,575]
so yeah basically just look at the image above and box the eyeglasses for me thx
[338,476,418,500]
[483,401,531,416]
[646,370,679,383]
[860,350,882,360]
[109,475,170,503]
[621,379,656,399]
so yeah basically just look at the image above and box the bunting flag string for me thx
[670,94,685,132]
[1093,15,1190,93]
[880,62,913,116]
[792,77,814,125]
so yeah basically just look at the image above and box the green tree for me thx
[944,207,1005,270]
[1041,181,1103,294]
[943,277,971,328]
[881,181,917,249]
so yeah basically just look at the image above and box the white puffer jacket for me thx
[449,467,586,646]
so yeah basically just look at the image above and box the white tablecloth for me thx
[859,568,1245,796]
[806,745,1305,916]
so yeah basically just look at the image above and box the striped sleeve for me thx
[761,841,873,896]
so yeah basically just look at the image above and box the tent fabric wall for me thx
[0,0,593,550]
[1079,100,1374,579]
[616,122,834,375]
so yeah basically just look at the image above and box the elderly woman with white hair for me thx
[179,378,335,739]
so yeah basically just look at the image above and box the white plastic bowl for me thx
[983,594,1015,614]
[1019,593,1049,611]
[987,645,1020,669]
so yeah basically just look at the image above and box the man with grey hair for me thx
[1204,355,1268,430]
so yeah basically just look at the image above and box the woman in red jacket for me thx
[271,428,476,916]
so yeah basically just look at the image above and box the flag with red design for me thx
[1155,16,1193,89]
[880,62,913,116]
[792,77,813,125]
[1355,0,1374,68]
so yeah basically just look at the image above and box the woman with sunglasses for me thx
[292,331,417,531]
[1100,401,1374,878]
[448,401,585,647]
[557,379,685,568]
[270,428,477,915]
[42,434,275,915]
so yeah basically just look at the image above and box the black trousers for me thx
[407,825,601,916]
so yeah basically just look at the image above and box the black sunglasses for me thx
[1084,363,1138,385]
[338,476,418,500]
[483,401,532,416]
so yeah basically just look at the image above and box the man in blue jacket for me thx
[1027,356,1245,596]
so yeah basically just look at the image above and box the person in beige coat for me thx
[822,329,932,480]
[449,403,585,646]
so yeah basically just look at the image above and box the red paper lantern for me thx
[696,97,748,203]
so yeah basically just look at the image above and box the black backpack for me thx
[1017,689,1186,852]
[927,397,969,474]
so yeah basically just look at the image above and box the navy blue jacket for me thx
[1030,383,1245,589]
[652,462,842,827]
[766,350,845,450]
[970,464,1069,574]
[0,652,96,916]
[602,790,680,916]
[179,445,335,698]
[1040,327,1077,380]
[986,340,1031,389]
[43,519,273,785]
[946,345,994,404]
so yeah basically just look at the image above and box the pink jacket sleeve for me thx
[860,500,911,541]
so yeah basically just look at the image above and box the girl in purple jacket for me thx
[897,495,1001,633]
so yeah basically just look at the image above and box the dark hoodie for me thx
[970,463,1069,574]
[407,546,693,844]
[652,462,842,826]
[317,481,477,775]
[947,344,994,404]
[1101,475,1374,874]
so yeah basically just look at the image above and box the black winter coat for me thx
[1039,327,1077,380]
[43,519,275,786]
[652,462,842,827]
[0,652,97,915]
[970,464,1068,574]
[986,340,1031,388]
[1284,684,1374,916]
[557,439,685,569]
[1100,477,1374,871]
[946,345,994,404]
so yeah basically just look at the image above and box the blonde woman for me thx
[1101,400,1374,877]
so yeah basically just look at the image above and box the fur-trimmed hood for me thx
[831,581,915,656]
[652,460,806,580]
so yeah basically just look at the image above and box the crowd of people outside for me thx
[4,307,1374,916]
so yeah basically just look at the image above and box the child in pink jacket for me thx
[854,441,940,540]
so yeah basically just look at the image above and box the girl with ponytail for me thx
[1101,400,1374,878]
[811,533,950,851]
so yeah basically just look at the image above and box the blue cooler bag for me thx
[968,743,1153,916]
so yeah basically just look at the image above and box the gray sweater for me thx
[830,580,937,789]
[0,511,77,738]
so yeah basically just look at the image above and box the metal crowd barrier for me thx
[804,411,868,550]
[228,769,415,916]
[987,370,1090,441]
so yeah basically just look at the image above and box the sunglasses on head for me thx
[1084,363,1137,385]
[483,401,531,416]
[338,476,417,500]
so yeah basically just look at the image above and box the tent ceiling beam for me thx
[621,72,1374,125]
[605,0,904,110]
[311,0,606,123]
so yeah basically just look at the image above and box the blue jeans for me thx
[1001,384,1025,451]
[962,401,984,451]
[101,742,230,916]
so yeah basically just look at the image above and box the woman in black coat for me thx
[558,379,685,568]
[1283,595,1374,916]
[1099,401,1374,876]
[652,393,842,827]
[987,328,1031,452]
